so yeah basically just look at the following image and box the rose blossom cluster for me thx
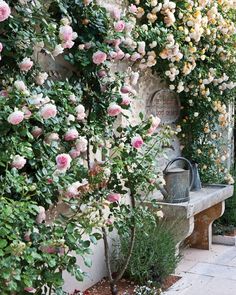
[75,7,140,66]
[53,22,77,56]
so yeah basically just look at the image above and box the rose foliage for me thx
[0,1,171,294]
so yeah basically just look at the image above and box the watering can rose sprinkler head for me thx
[159,157,195,203]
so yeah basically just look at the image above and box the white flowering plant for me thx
[128,0,236,183]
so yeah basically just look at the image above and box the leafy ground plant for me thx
[118,210,179,286]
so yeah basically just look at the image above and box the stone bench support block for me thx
[186,201,225,250]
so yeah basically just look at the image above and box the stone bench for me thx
[156,184,234,250]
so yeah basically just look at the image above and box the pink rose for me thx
[56,153,72,171]
[59,25,73,41]
[40,103,57,120]
[36,206,46,224]
[66,181,81,198]
[7,110,24,125]
[131,135,144,149]
[0,89,8,97]
[11,155,26,170]
[32,127,43,138]
[111,7,121,20]
[84,42,92,49]
[83,0,93,5]
[115,49,125,60]
[69,149,81,159]
[22,106,32,119]
[75,137,88,153]
[107,103,122,117]
[121,85,132,94]
[19,57,33,72]
[24,232,31,242]
[109,51,118,59]
[0,42,3,52]
[75,104,85,113]
[98,70,107,78]
[130,52,142,62]
[68,94,77,103]
[129,4,137,14]
[35,72,48,85]
[121,95,131,106]
[24,287,36,293]
[62,40,75,49]
[106,217,114,225]
[113,39,121,48]
[92,51,107,65]
[64,128,79,141]
[45,132,60,144]
[41,246,57,254]
[77,112,86,120]
[0,1,11,22]
[148,115,161,135]
[14,80,27,92]
[137,41,146,55]
[75,104,86,120]
[114,20,126,32]
[107,193,121,203]
[130,72,139,86]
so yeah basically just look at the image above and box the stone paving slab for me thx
[163,273,213,295]
[189,262,236,280]
[164,245,236,295]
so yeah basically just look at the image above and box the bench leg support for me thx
[186,201,225,250]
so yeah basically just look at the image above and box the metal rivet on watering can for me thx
[159,157,194,203]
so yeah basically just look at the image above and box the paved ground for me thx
[163,244,236,295]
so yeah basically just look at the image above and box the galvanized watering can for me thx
[160,157,194,203]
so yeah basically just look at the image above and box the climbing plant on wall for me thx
[128,0,236,183]
[0,1,171,294]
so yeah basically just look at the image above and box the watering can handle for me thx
[163,157,194,190]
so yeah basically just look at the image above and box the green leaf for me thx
[0,239,8,249]
[84,257,92,268]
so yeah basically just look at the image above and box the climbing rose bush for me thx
[0,1,171,293]
[128,0,236,183]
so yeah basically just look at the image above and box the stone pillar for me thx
[186,201,225,250]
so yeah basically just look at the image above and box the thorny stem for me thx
[86,105,92,170]
[102,189,136,295]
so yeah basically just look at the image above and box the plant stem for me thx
[113,191,136,284]
[102,225,113,282]
[102,189,136,295]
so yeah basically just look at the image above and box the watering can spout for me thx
[159,185,169,199]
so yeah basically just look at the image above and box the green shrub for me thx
[119,213,179,285]
[213,169,236,234]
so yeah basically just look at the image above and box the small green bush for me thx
[213,169,236,235]
[119,213,179,285]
